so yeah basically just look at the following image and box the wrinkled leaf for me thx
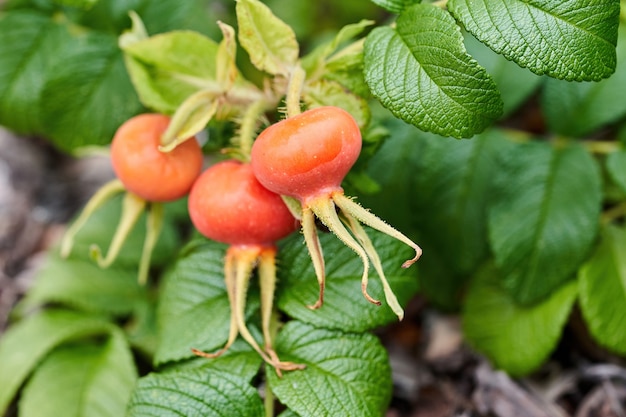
[19,330,137,417]
[0,310,113,414]
[267,321,391,417]
[541,23,626,137]
[163,339,262,383]
[127,369,263,417]
[488,142,602,304]
[464,33,543,117]
[236,0,299,75]
[364,4,502,138]
[448,0,620,81]
[155,239,257,365]
[463,263,578,376]
[277,230,418,332]
[578,225,626,355]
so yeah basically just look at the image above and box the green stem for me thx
[264,382,275,417]
[285,65,305,118]
[601,202,626,225]
[584,140,621,155]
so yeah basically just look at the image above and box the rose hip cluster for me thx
[63,106,421,375]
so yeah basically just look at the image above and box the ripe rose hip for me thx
[251,106,422,320]
[188,160,302,375]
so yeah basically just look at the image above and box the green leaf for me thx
[578,225,626,355]
[463,263,578,377]
[364,4,502,138]
[76,0,211,36]
[277,229,418,332]
[369,0,421,14]
[19,330,137,417]
[163,340,262,383]
[122,30,220,114]
[488,142,602,304]
[325,47,369,98]
[464,33,543,117]
[0,310,113,414]
[126,369,264,417]
[303,79,370,128]
[541,23,626,137]
[0,11,74,134]
[448,0,620,81]
[52,0,98,9]
[40,33,143,152]
[301,19,373,79]
[606,150,626,195]
[236,0,299,76]
[267,321,392,417]
[155,239,235,365]
[413,129,515,276]
[14,253,145,317]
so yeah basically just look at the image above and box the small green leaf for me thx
[14,254,145,317]
[369,0,421,14]
[464,33,543,117]
[325,47,369,98]
[448,0,620,81]
[606,150,626,194]
[236,0,299,76]
[155,239,237,365]
[40,33,143,152]
[277,230,418,332]
[267,321,392,417]
[488,142,602,304]
[127,369,264,417]
[463,263,578,377]
[122,30,220,114]
[301,19,373,79]
[541,23,626,137]
[303,80,370,128]
[578,225,626,355]
[364,4,503,138]
[159,89,219,151]
[19,329,137,417]
[0,310,113,414]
